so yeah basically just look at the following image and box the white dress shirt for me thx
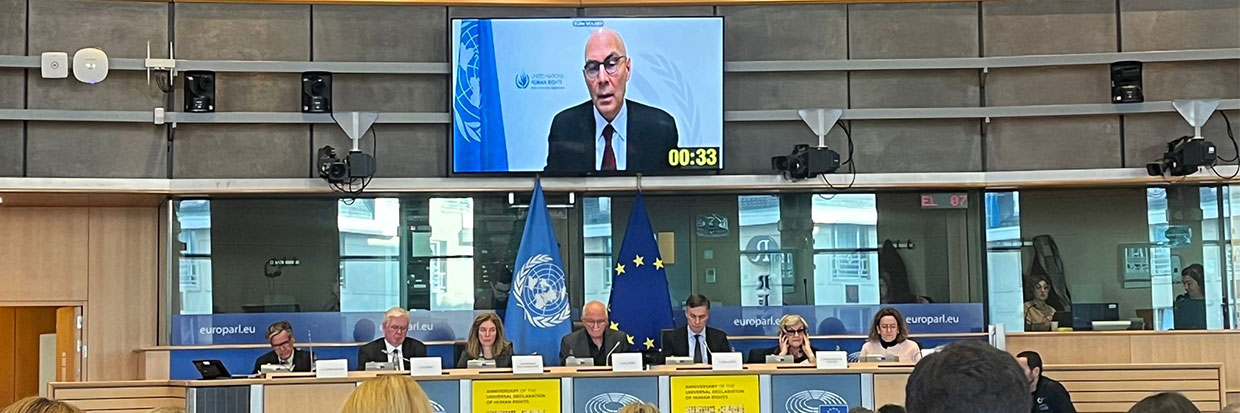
[385,341,404,369]
[593,102,629,171]
[686,326,709,362]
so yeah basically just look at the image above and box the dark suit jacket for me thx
[661,326,731,362]
[356,337,427,368]
[558,328,629,366]
[454,349,513,369]
[251,349,313,374]
[545,99,678,174]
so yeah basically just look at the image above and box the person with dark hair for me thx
[1024,275,1056,331]
[662,294,730,363]
[252,320,313,374]
[906,340,1030,413]
[1016,351,1075,412]
[878,405,907,413]
[1128,392,1200,413]
[1174,264,1207,330]
[860,307,921,363]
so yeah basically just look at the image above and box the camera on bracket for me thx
[772,144,840,181]
[317,145,376,184]
[1146,136,1216,177]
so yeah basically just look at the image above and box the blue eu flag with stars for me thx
[504,180,571,366]
[608,193,675,352]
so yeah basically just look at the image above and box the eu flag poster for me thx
[608,193,675,352]
[504,181,571,365]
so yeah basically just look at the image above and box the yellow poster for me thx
[472,379,561,413]
[671,375,761,413]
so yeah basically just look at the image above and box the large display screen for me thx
[451,17,724,174]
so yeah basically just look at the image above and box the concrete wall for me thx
[0,0,1236,178]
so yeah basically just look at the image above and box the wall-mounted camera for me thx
[772,144,840,181]
[317,145,375,184]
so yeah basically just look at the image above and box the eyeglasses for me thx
[387,325,409,333]
[584,55,627,79]
[583,318,608,327]
[270,338,293,349]
[783,328,807,335]
[879,324,900,331]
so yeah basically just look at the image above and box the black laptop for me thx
[193,359,237,380]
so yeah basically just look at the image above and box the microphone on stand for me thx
[604,341,623,366]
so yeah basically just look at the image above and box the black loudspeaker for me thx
[184,71,215,113]
[1111,61,1143,103]
[302,72,332,113]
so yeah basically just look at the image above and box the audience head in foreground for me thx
[341,375,434,413]
[1,397,81,413]
[1128,392,1200,413]
[618,402,660,413]
[905,340,1030,413]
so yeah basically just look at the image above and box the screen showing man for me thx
[450,18,723,174]
[545,28,677,173]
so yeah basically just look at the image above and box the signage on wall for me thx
[920,193,969,209]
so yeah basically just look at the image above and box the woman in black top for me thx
[1173,264,1207,330]
[750,314,819,364]
[456,312,513,368]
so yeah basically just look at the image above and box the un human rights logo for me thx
[453,20,483,144]
[514,254,570,328]
[585,392,642,413]
[515,71,530,89]
[785,389,849,413]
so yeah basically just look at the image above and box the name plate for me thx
[511,355,544,374]
[408,357,443,376]
[315,359,348,378]
[711,352,743,371]
[611,353,643,372]
[816,351,848,369]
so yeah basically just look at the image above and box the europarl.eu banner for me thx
[453,19,509,172]
[504,181,571,366]
[608,193,675,352]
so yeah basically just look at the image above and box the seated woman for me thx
[1174,264,1207,330]
[860,307,921,363]
[749,314,818,364]
[1023,275,1056,331]
[456,312,513,368]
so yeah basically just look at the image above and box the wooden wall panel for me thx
[0,208,89,302]
[85,208,159,381]
[0,308,15,407]
[873,373,908,407]
[14,308,57,400]
[264,383,355,413]
[1007,334,1134,365]
[1009,332,1240,396]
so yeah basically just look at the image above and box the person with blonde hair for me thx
[749,314,818,364]
[357,307,427,370]
[341,375,434,413]
[618,402,660,413]
[1,397,81,413]
[456,312,513,368]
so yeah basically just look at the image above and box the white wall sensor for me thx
[41,52,69,79]
[72,47,109,84]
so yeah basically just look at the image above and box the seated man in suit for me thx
[559,300,629,366]
[252,320,312,374]
[545,27,678,174]
[662,294,730,364]
[357,307,427,370]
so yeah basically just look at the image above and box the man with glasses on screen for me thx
[252,321,313,373]
[545,28,679,174]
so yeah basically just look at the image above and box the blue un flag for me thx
[608,193,675,352]
[453,19,508,172]
[504,180,570,366]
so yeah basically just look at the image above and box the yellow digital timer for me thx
[667,147,720,169]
